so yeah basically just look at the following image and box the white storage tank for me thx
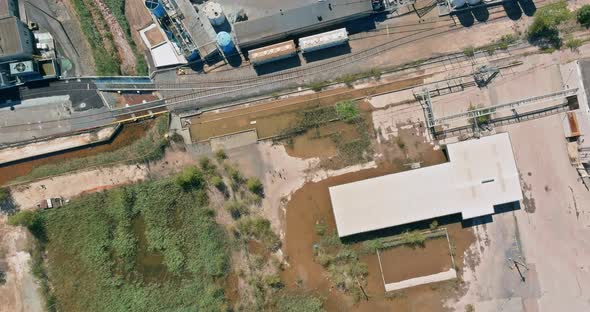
[451,0,466,8]
[204,1,226,26]
[467,0,482,5]
[299,28,349,53]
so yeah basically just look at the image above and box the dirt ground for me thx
[125,0,154,52]
[0,216,43,312]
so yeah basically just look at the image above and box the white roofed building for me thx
[329,133,523,237]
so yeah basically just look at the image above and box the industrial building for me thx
[234,0,375,48]
[329,133,523,237]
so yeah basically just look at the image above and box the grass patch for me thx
[463,46,476,57]
[565,36,583,52]
[17,171,230,311]
[335,100,360,123]
[11,116,168,183]
[307,81,331,92]
[275,293,324,312]
[237,217,281,251]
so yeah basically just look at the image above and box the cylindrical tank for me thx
[467,0,481,5]
[145,0,166,19]
[186,50,200,62]
[451,0,466,8]
[216,31,234,54]
[204,2,226,26]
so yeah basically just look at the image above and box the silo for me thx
[451,0,466,8]
[145,0,166,19]
[204,2,226,26]
[216,31,234,54]
[467,0,482,5]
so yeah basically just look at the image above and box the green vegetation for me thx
[215,149,228,162]
[102,0,149,75]
[527,1,572,49]
[314,231,368,302]
[565,37,583,52]
[12,116,168,183]
[0,187,9,202]
[335,100,360,123]
[465,303,475,312]
[70,0,120,75]
[401,230,427,247]
[429,220,439,230]
[174,166,204,190]
[468,104,492,126]
[327,120,373,168]
[482,34,518,55]
[275,293,324,312]
[307,81,331,92]
[463,46,476,57]
[16,171,229,311]
[246,177,264,196]
[237,217,281,251]
[225,200,249,219]
[578,5,590,28]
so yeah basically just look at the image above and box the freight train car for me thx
[299,28,349,53]
[248,40,297,66]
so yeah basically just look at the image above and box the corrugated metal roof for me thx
[234,0,373,48]
[0,16,25,57]
[329,133,523,237]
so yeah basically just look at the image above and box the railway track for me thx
[3,0,551,131]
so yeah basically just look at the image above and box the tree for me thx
[577,5,590,28]
[215,149,227,162]
[335,100,359,122]
[8,210,46,241]
[527,1,571,48]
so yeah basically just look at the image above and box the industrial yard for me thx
[2,0,590,311]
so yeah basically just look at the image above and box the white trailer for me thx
[299,28,349,53]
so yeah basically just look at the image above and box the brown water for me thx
[379,238,453,284]
[0,121,153,185]
[130,215,168,283]
[281,149,476,311]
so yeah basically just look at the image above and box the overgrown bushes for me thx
[335,100,360,123]
[577,5,590,28]
[16,173,230,311]
[237,217,281,251]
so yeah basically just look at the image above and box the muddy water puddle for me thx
[282,152,475,311]
[379,238,453,284]
[0,121,153,185]
[130,215,168,283]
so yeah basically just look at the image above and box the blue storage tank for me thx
[186,50,200,62]
[216,31,234,54]
[145,0,166,19]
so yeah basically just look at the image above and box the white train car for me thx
[248,40,297,66]
[299,28,349,53]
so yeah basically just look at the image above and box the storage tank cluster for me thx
[451,0,482,9]
[145,0,166,19]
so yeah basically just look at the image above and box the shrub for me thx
[566,37,582,52]
[246,178,264,196]
[215,149,227,162]
[210,175,225,191]
[463,46,476,57]
[465,304,475,312]
[307,81,329,92]
[0,188,9,202]
[335,100,359,122]
[577,5,590,28]
[429,220,439,230]
[315,221,327,236]
[8,210,46,241]
[174,166,205,190]
[225,201,248,220]
[401,230,426,247]
[237,217,281,251]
